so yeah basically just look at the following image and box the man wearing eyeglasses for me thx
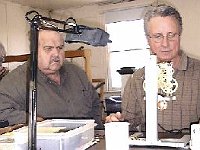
[106,4,200,132]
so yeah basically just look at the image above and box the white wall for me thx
[0,2,30,55]
[0,1,48,69]
[167,0,200,59]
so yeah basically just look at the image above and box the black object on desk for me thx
[104,96,121,115]
[117,67,136,75]
[0,120,9,128]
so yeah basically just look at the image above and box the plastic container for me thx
[36,119,96,150]
[0,132,27,150]
[2,119,95,150]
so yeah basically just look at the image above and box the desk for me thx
[88,130,190,150]
[0,127,189,150]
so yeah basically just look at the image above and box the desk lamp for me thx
[25,10,111,150]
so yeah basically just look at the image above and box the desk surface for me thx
[88,130,190,150]
[0,127,190,150]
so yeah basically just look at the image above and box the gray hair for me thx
[0,42,6,57]
[0,42,6,64]
[144,4,182,35]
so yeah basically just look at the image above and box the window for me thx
[106,19,149,90]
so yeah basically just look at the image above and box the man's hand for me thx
[105,112,124,123]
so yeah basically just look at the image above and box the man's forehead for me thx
[39,30,64,44]
[39,30,63,38]
[148,16,179,33]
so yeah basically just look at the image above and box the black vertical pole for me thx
[28,22,38,150]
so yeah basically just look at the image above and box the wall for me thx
[167,0,200,59]
[0,1,48,69]
[0,2,29,55]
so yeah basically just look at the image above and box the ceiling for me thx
[3,0,133,10]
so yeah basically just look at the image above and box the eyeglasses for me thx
[148,32,180,43]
